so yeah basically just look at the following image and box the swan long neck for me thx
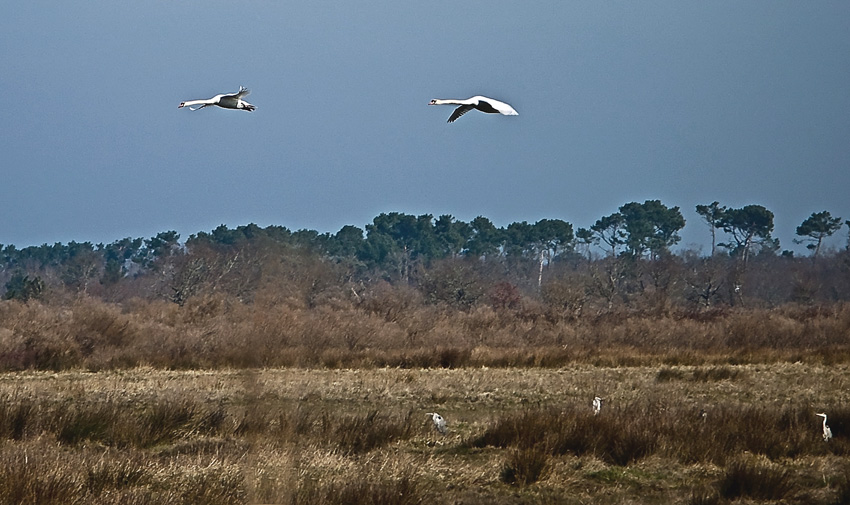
[181,99,214,107]
[431,99,466,105]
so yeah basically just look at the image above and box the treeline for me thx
[1,200,850,371]
[1,200,849,309]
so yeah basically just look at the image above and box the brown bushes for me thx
[2,294,850,372]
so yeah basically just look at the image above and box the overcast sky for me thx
[2,1,848,255]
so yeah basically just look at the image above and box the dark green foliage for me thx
[717,204,778,263]
[796,210,844,258]
[619,200,685,259]
[695,201,725,256]
[3,272,45,302]
[589,212,626,256]
[467,215,502,257]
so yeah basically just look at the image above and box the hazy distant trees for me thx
[3,272,44,302]
[584,213,626,257]
[434,214,471,258]
[795,211,843,259]
[695,201,724,256]
[363,213,434,282]
[619,200,685,259]
[328,225,365,258]
[466,216,501,258]
[101,237,145,285]
[716,205,778,265]
[504,218,573,287]
[2,201,850,310]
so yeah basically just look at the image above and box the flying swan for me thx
[179,86,256,111]
[429,96,518,123]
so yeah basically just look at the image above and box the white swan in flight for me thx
[429,95,518,123]
[179,86,256,111]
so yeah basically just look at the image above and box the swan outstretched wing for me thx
[448,104,475,123]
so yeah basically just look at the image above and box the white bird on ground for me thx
[179,86,256,111]
[428,96,518,123]
[592,396,603,416]
[816,413,833,441]
[426,412,447,435]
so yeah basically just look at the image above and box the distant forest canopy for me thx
[2,200,849,308]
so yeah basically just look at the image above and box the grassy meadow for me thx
[1,363,849,504]
[1,294,850,504]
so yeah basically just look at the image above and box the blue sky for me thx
[2,1,849,254]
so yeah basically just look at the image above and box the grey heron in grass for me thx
[816,413,833,442]
[592,396,603,416]
[426,412,447,435]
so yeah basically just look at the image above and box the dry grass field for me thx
[1,364,849,505]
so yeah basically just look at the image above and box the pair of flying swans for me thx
[178,86,255,111]
[178,88,517,123]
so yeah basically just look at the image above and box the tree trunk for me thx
[538,249,545,288]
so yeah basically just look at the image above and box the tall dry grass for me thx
[2,295,850,372]
[470,403,850,466]
[1,366,849,504]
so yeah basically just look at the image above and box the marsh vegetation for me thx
[2,211,850,503]
[0,362,848,504]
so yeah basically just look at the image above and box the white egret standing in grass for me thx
[426,412,447,435]
[816,413,833,441]
[592,396,603,416]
